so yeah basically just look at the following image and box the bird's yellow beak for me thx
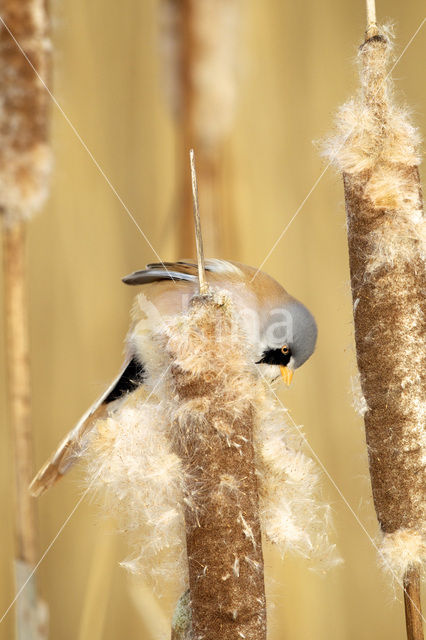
[280,366,294,386]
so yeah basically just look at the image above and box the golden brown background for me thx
[1,0,425,638]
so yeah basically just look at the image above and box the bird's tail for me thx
[30,355,135,497]
[29,404,105,497]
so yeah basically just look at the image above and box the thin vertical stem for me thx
[403,568,424,640]
[189,149,208,295]
[365,0,378,38]
[3,221,46,638]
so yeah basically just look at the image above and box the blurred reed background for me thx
[0,0,424,638]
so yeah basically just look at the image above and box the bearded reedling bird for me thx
[30,259,317,497]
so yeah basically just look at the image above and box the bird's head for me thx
[254,298,317,385]
[122,259,317,385]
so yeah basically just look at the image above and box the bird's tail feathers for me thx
[29,404,105,497]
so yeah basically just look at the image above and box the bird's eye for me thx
[281,344,290,355]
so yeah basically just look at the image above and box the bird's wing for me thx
[122,259,244,285]
[30,355,145,497]
[122,262,198,285]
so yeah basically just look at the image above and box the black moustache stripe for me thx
[256,348,292,367]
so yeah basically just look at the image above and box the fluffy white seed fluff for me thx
[351,374,368,417]
[380,529,426,580]
[255,390,340,570]
[86,392,187,595]
[323,27,425,272]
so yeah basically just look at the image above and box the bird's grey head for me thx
[256,300,317,382]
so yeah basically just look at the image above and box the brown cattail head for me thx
[0,0,51,225]
[165,293,267,640]
[324,27,425,577]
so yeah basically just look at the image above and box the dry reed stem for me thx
[3,223,49,639]
[179,0,220,257]
[189,149,208,295]
[1,0,51,561]
[403,568,424,640]
[3,223,36,565]
[365,0,378,39]
[0,0,51,636]
[167,295,267,640]
[160,0,239,256]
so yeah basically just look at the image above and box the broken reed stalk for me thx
[159,0,240,256]
[0,0,51,636]
[167,296,267,640]
[189,149,208,295]
[325,21,425,640]
[365,0,378,39]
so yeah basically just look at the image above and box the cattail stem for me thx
[403,568,424,640]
